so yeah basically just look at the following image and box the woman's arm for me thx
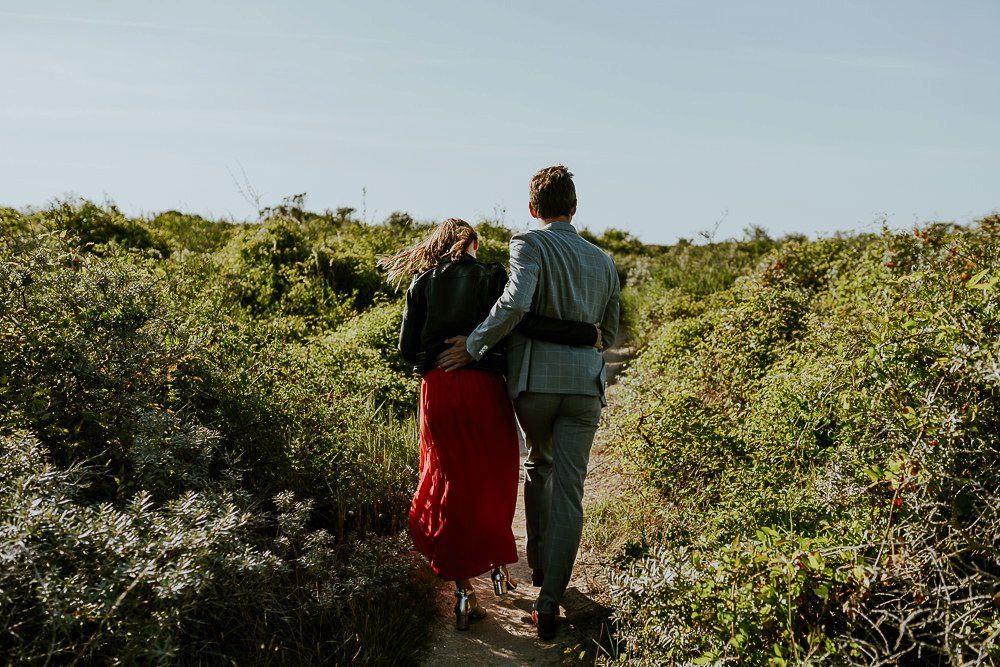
[517,313,600,348]
[398,276,424,364]
[484,262,599,348]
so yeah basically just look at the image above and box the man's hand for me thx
[437,335,474,371]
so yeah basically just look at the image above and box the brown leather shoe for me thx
[531,609,557,640]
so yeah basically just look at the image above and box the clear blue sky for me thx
[2,1,997,244]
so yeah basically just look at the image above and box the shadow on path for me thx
[417,464,616,666]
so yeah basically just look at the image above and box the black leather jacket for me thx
[399,255,596,376]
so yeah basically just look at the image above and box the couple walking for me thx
[380,165,620,640]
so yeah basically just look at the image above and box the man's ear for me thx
[570,202,577,216]
[473,239,479,251]
[528,202,539,219]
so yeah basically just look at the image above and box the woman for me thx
[379,219,598,630]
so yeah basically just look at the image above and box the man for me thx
[437,165,620,640]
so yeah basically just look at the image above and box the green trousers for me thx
[514,391,603,616]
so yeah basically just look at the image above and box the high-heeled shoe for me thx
[455,588,471,630]
[455,589,486,630]
[468,590,486,620]
[491,566,518,595]
[501,565,518,591]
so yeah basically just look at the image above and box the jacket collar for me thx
[540,221,578,234]
[443,252,479,264]
[436,252,480,270]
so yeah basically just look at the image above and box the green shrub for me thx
[150,210,237,254]
[0,233,202,499]
[605,217,1000,664]
[3,230,407,512]
[0,207,430,661]
[0,434,430,665]
[609,530,867,665]
[34,198,169,256]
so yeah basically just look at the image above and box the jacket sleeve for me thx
[488,258,597,347]
[398,276,423,364]
[598,261,622,350]
[516,313,598,347]
[466,234,539,360]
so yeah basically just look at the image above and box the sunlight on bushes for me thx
[0,201,434,664]
[3,199,998,664]
[603,216,1000,665]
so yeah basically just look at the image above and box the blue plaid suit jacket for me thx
[466,221,620,403]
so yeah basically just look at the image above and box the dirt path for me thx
[419,346,633,666]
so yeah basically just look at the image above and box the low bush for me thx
[33,198,169,256]
[604,217,1000,665]
[0,434,430,665]
[0,200,431,663]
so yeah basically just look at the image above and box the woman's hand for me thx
[594,324,605,351]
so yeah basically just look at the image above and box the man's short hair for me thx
[529,165,576,219]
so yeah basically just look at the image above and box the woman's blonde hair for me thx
[377,217,478,288]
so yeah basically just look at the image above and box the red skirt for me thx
[408,367,519,580]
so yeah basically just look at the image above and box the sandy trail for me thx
[419,461,611,666]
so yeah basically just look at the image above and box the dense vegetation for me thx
[599,216,1000,665]
[2,197,997,665]
[0,198,439,664]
